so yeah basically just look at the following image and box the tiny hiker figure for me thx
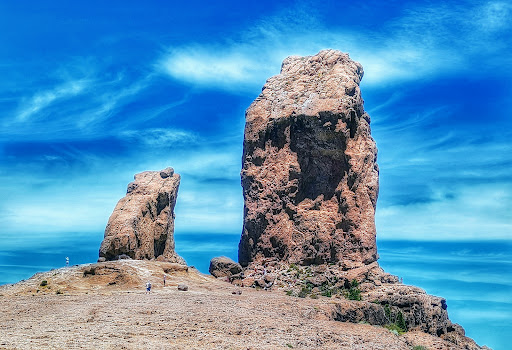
[65,256,69,266]
[145,280,152,294]
[163,274,166,287]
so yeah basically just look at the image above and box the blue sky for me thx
[1,1,511,242]
[0,2,511,349]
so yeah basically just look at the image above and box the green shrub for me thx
[347,287,361,300]
[384,304,392,319]
[412,346,428,350]
[321,288,332,297]
[298,286,310,298]
[320,282,340,298]
[382,304,407,334]
[347,279,361,301]
[40,280,48,287]
[396,311,407,332]
[384,323,406,335]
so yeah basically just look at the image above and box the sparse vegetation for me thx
[320,281,340,297]
[346,279,361,301]
[40,280,48,287]
[384,323,406,335]
[396,311,407,332]
[383,303,407,334]
[282,271,364,301]
[56,290,63,295]
[412,346,428,350]
[298,284,312,298]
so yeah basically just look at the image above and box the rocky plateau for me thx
[0,261,487,350]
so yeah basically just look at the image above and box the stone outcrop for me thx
[209,257,243,279]
[235,50,483,349]
[239,49,379,268]
[98,167,185,264]
[235,260,479,347]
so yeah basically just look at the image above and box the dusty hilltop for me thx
[0,260,487,350]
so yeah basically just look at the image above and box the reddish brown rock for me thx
[239,49,379,268]
[209,256,243,279]
[99,167,185,264]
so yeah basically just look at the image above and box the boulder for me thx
[98,167,185,264]
[209,256,243,278]
[239,50,379,268]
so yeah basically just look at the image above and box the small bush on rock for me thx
[384,323,406,335]
[346,279,361,301]
[298,286,310,298]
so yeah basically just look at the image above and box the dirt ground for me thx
[0,261,476,350]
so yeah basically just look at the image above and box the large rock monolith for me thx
[99,167,185,263]
[239,50,379,268]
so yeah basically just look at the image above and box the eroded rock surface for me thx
[235,260,481,349]
[99,167,185,263]
[235,50,483,350]
[239,49,379,268]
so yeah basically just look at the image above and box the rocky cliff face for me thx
[239,49,379,268]
[99,167,185,263]
[235,50,483,349]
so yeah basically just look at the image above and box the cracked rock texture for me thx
[239,49,379,268]
[99,167,185,263]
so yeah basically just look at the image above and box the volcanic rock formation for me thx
[235,51,483,349]
[98,167,185,263]
[239,49,379,268]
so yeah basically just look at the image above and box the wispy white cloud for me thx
[16,79,91,122]
[0,133,244,236]
[157,1,511,90]
[119,128,198,146]
[74,74,153,129]
[158,47,274,92]
[376,184,512,240]
[3,63,175,141]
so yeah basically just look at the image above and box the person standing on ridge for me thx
[145,280,152,294]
